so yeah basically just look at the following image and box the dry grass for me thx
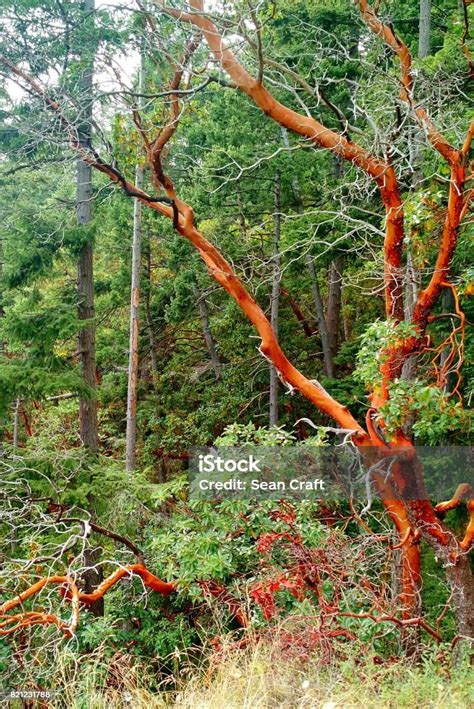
[33,633,473,709]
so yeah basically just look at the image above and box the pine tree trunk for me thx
[450,555,474,639]
[125,50,146,473]
[418,0,431,59]
[77,239,98,450]
[269,172,281,426]
[306,255,334,378]
[125,161,143,473]
[193,285,222,380]
[144,242,159,381]
[401,8,429,383]
[77,0,98,451]
[12,398,20,448]
[327,257,343,360]
[76,0,102,617]
[401,252,420,384]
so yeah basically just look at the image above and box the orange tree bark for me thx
[0,565,174,637]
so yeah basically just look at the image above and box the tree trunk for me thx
[418,0,431,59]
[77,240,98,451]
[236,185,248,242]
[77,0,103,617]
[193,285,222,380]
[82,547,104,618]
[125,161,144,473]
[401,8,429,382]
[126,50,146,473]
[77,0,98,452]
[144,241,159,381]
[12,398,20,448]
[327,257,343,360]
[237,185,252,280]
[306,255,334,378]
[269,172,281,426]
[401,252,420,384]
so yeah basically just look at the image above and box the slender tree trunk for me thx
[77,0,98,451]
[342,286,352,342]
[144,241,159,381]
[236,186,248,241]
[125,161,144,472]
[77,0,103,618]
[306,255,334,378]
[156,457,167,484]
[269,172,281,426]
[125,49,146,473]
[193,285,222,380]
[327,257,343,360]
[402,252,420,383]
[77,240,98,450]
[237,185,253,280]
[402,13,430,384]
[281,127,334,377]
[12,398,20,448]
[418,0,431,59]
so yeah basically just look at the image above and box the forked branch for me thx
[0,564,175,637]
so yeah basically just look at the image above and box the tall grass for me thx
[14,633,472,709]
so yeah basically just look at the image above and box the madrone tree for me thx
[0,0,472,648]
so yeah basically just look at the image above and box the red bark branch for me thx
[0,564,174,637]
[157,0,405,321]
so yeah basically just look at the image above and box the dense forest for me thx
[0,0,473,706]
